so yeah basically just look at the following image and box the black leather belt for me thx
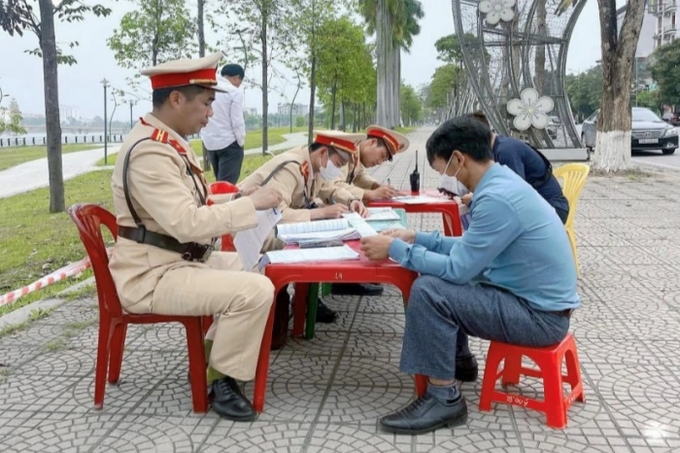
[118,225,213,263]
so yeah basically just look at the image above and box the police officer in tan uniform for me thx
[238,131,368,343]
[109,52,282,422]
[328,126,411,297]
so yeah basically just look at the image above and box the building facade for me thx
[649,0,679,48]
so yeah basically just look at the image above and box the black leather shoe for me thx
[209,377,257,421]
[330,283,384,296]
[379,393,467,434]
[455,354,478,382]
[316,298,337,323]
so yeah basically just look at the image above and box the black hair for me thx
[310,142,326,153]
[426,115,494,165]
[310,142,348,161]
[367,135,393,161]
[468,110,490,126]
[152,85,212,108]
[221,64,245,79]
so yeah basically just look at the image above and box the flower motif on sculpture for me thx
[478,0,516,25]
[506,87,554,131]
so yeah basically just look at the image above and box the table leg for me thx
[305,283,320,340]
[292,283,309,337]
[442,212,453,236]
[253,301,276,413]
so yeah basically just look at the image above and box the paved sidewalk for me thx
[1,128,680,452]
[0,132,307,199]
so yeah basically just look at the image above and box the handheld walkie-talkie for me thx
[410,149,420,194]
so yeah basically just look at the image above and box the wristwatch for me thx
[347,198,360,208]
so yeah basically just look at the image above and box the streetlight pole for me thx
[101,78,109,164]
[129,100,135,129]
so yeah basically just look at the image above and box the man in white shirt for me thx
[201,64,246,184]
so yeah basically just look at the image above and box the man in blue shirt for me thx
[465,111,570,223]
[360,115,580,434]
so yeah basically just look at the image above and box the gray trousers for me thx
[400,275,570,381]
[205,142,244,184]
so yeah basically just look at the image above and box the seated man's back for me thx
[473,163,578,311]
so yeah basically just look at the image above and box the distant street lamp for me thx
[129,99,136,129]
[101,78,110,164]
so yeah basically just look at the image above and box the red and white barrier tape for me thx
[0,257,92,307]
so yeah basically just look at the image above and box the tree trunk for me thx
[290,75,301,133]
[38,0,65,213]
[340,99,346,131]
[394,50,401,127]
[592,0,645,173]
[353,103,358,132]
[198,0,211,170]
[534,0,546,94]
[330,75,338,130]
[261,12,268,155]
[308,53,317,146]
[376,0,395,128]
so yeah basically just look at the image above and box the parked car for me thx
[581,107,678,155]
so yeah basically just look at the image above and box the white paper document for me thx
[276,219,349,235]
[233,208,282,271]
[364,207,401,221]
[258,244,360,270]
[391,195,454,204]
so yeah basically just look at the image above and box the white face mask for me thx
[439,153,469,196]
[319,156,342,181]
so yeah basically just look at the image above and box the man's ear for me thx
[168,90,183,109]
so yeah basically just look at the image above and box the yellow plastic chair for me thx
[553,163,590,278]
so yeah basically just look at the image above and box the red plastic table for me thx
[369,189,463,237]
[252,240,419,412]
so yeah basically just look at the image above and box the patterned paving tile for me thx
[5,134,680,452]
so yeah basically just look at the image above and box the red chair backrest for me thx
[68,203,124,318]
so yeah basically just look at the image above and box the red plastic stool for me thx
[479,333,585,429]
[207,182,238,252]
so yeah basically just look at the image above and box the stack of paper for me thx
[276,219,361,244]
[258,244,360,270]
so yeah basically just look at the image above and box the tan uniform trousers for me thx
[145,251,274,381]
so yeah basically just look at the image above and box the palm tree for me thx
[360,0,424,128]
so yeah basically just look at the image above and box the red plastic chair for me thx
[478,333,585,428]
[208,182,237,251]
[68,203,211,413]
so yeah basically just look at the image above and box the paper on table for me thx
[391,195,454,204]
[258,244,360,270]
[276,219,349,235]
[341,213,378,238]
[364,208,400,221]
[280,227,360,244]
[233,208,282,271]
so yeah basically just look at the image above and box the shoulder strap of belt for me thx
[122,137,153,230]
[260,159,314,208]
[261,159,301,186]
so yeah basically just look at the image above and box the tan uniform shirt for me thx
[109,113,258,310]
[334,146,379,200]
[238,145,357,224]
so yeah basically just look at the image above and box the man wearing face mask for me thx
[327,126,410,297]
[460,111,569,224]
[359,115,580,434]
[238,130,369,340]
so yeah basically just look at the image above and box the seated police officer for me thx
[238,131,368,346]
[328,126,410,297]
[109,52,282,421]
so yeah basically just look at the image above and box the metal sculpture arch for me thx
[451,0,586,149]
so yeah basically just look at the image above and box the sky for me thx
[0,0,620,121]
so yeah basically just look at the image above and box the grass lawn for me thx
[0,149,284,316]
[0,143,98,172]
[95,126,306,167]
